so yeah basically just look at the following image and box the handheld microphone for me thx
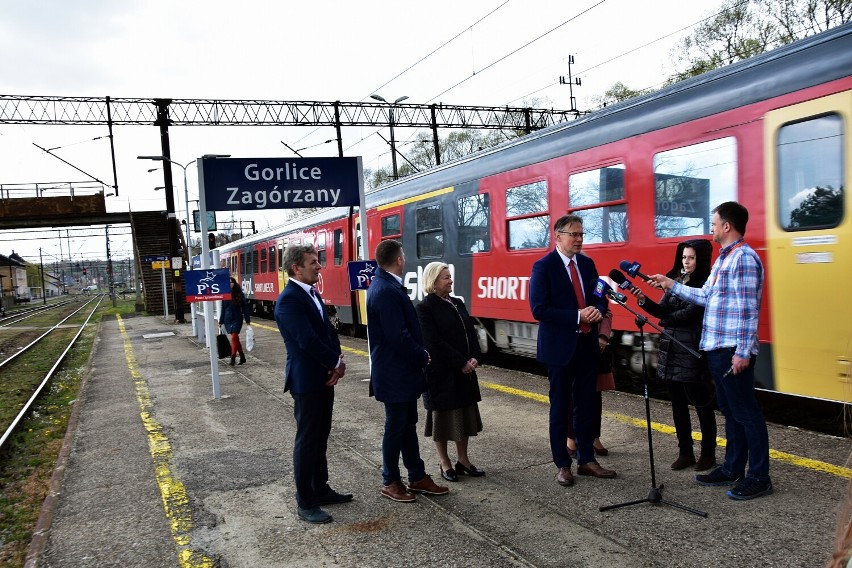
[723,366,733,378]
[609,269,638,292]
[619,260,653,282]
[593,278,627,304]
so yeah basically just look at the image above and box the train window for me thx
[381,214,401,238]
[569,166,627,244]
[260,248,268,273]
[334,228,343,266]
[777,114,844,231]
[253,250,260,274]
[317,232,327,267]
[653,137,737,238]
[507,181,549,250]
[416,203,444,258]
[278,243,284,270]
[268,246,276,273]
[457,193,490,254]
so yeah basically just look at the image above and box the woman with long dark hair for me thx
[220,277,251,366]
[632,239,717,471]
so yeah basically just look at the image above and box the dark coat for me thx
[416,293,482,411]
[530,249,601,367]
[273,280,341,394]
[639,239,713,383]
[221,288,251,334]
[366,268,429,403]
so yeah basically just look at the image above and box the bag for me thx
[217,329,231,359]
[245,325,255,352]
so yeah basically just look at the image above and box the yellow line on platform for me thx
[117,315,215,568]
[480,381,852,479]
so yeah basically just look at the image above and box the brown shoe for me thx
[694,454,716,471]
[671,454,697,470]
[381,480,416,502]
[577,461,617,479]
[407,474,449,495]
[556,466,574,487]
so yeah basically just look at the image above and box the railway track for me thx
[0,295,105,450]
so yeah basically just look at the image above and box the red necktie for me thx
[569,260,591,333]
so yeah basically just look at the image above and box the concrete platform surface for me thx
[29,314,852,567]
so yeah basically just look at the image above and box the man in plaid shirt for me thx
[649,201,771,501]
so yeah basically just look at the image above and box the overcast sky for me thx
[0,0,718,267]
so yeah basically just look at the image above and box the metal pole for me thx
[389,106,398,180]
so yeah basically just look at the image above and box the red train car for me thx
[218,23,852,402]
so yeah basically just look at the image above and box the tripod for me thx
[599,298,707,518]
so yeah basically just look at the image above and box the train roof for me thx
[217,206,353,252]
[365,21,852,207]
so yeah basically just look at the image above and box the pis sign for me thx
[347,260,378,291]
[184,269,232,302]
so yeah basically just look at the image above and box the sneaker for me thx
[694,466,742,486]
[407,474,449,495]
[727,479,773,500]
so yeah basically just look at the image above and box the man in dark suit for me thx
[366,239,449,502]
[530,214,617,486]
[274,244,351,524]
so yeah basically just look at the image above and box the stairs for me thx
[130,211,189,318]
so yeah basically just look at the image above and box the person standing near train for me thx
[648,201,770,500]
[367,239,449,502]
[530,214,617,487]
[220,277,251,366]
[630,239,717,471]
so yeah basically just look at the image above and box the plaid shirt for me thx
[671,238,763,358]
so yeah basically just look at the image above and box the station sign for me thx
[184,268,232,302]
[347,260,378,291]
[152,260,171,269]
[200,157,361,211]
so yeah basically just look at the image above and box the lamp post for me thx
[370,94,408,180]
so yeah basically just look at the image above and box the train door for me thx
[764,91,851,402]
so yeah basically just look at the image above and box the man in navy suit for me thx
[530,214,617,486]
[274,244,351,524]
[367,239,449,502]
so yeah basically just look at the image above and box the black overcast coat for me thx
[416,293,482,411]
[639,239,713,384]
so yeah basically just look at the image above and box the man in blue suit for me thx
[530,214,617,486]
[367,239,449,502]
[274,244,351,524]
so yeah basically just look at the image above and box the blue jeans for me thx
[707,348,770,483]
[382,401,425,485]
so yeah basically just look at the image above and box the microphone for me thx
[609,269,638,292]
[619,260,653,282]
[593,278,627,304]
[723,366,733,378]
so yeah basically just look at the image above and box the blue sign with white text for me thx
[184,268,232,302]
[200,157,361,211]
[347,260,378,291]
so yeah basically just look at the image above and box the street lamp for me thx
[370,94,408,180]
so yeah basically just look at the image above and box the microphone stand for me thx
[599,293,707,518]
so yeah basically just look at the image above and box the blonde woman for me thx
[415,262,484,482]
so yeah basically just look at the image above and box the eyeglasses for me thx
[557,230,585,238]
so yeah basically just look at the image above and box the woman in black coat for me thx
[632,239,717,471]
[220,277,251,366]
[415,261,484,482]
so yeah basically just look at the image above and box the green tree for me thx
[789,186,843,228]
[591,81,655,108]
[670,0,851,82]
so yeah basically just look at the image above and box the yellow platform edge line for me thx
[117,315,216,568]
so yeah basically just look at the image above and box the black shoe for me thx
[297,506,332,524]
[229,356,236,366]
[238,354,246,365]
[695,466,742,486]
[727,479,773,500]
[455,461,485,477]
[671,454,696,470]
[316,490,353,506]
[441,467,458,482]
